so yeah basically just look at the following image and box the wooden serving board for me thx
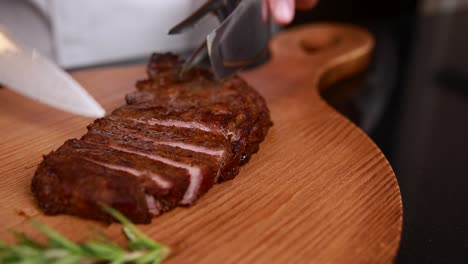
[0,24,402,263]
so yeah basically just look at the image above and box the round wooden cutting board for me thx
[0,24,402,263]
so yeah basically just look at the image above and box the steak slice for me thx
[32,153,154,223]
[62,139,190,213]
[32,53,272,223]
[90,116,229,159]
[82,125,220,203]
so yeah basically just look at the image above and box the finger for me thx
[268,0,295,25]
[296,0,318,10]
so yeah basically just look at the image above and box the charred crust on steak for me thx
[31,53,272,223]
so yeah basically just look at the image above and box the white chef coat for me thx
[0,0,217,68]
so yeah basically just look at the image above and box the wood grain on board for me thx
[0,24,402,263]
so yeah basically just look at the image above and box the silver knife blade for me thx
[0,27,105,118]
[207,0,271,79]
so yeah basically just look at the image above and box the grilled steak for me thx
[31,53,272,223]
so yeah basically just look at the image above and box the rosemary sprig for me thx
[0,207,170,264]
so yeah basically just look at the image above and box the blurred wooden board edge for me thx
[0,23,402,263]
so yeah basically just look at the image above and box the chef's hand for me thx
[268,0,318,25]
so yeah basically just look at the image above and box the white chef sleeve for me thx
[29,0,217,68]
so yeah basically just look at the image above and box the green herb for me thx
[0,206,170,264]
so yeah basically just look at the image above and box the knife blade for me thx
[0,26,105,118]
[169,0,271,79]
[207,0,270,79]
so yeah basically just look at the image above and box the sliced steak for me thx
[129,55,272,180]
[32,53,272,223]
[32,153,153,223]
[60,139,190,213]
[90,116,229,158]
[82,126,220,203]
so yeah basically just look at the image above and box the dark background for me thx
[291,0,468,263]
[293,0,418,22]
